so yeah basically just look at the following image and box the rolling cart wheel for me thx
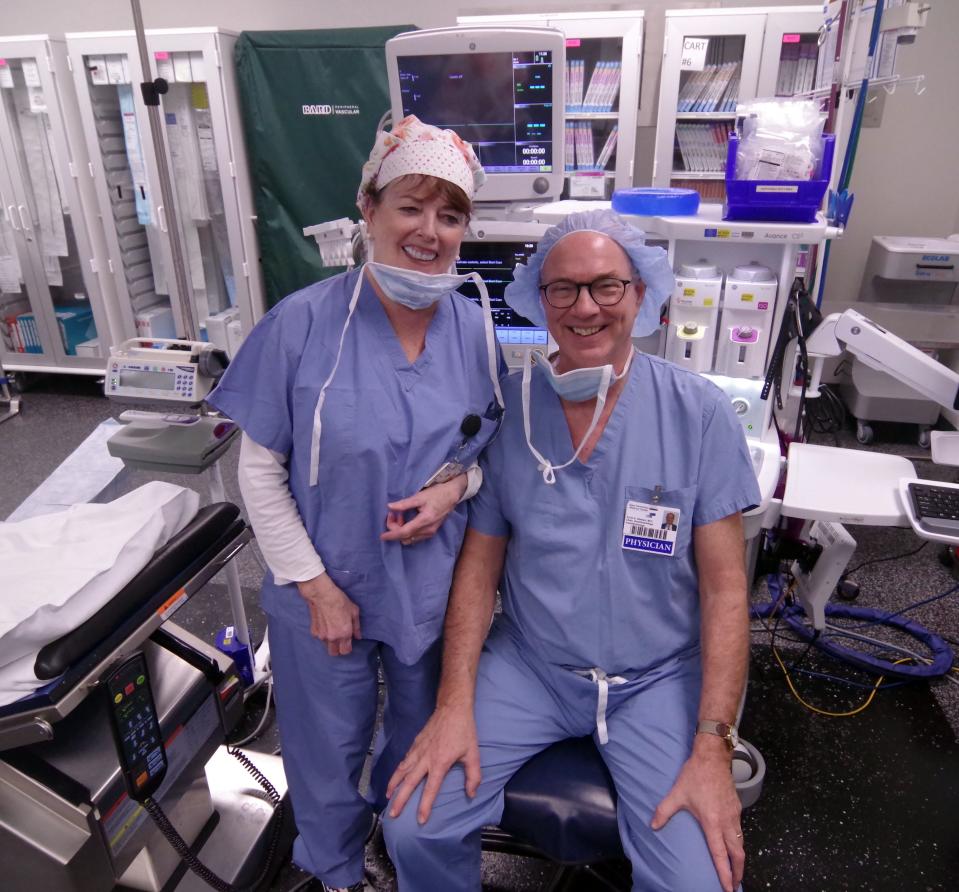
[836,578,860,601]
[918,427,931,449]
[939,544,956,569]
[855,420,874,445]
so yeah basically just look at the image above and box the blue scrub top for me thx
[468,352,761,675]
[209,268,505,664]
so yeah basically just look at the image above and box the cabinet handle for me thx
[157,205,167,233]
[7,205,20,231]
[17,205,31,231]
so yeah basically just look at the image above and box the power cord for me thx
[805,383,846,442]
[842,541,928,581]
[228,678,275,747]
[782,663,907,691]
[142,747,284,892]
[754,577,915,716]
[753,584,954,680]
[768,643,898,717]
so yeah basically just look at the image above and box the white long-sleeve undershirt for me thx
[238,433,325,585]
[237,433,483,585]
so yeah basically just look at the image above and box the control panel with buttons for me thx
[105,338,220,406]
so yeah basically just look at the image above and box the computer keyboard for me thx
[907,482,959,536]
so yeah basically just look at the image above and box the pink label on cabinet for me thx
[565,39,581,48]
[782,34,801,44]
[155,51,170,59]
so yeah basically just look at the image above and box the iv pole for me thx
[128,0,199,341]
[124,1,265,689]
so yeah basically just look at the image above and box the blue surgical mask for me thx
[308,267,505,486]
[533,350,633,402]
[365,261,471,310]
[521,349,634,484]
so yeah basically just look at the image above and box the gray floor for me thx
[3,373,959,890]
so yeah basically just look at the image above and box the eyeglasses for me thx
[539,277,633,309]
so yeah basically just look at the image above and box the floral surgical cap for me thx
[357,115,486,215]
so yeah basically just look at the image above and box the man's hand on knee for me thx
[650,740,744,892]
[386,703,482,825]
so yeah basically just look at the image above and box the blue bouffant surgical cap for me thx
[504,209,675,338]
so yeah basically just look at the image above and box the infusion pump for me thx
[105,338,227,405]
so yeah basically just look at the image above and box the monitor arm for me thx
[803,308,959,413]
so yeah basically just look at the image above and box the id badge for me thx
[622,500,681,557]
[423,461,467,488]
[423,401,503,490]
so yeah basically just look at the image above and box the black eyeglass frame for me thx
[538,277,635,309]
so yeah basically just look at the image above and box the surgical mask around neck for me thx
[366,260,470,310]
[536,351,632,402]
[521,349,634,485]
[308,268,505,486]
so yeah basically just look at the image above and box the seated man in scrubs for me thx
[383,209,761,892]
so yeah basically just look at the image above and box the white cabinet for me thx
[757,9,829,99]
[653,6,824,200]
[65,28,263,356]
[458,10,644,198]
[0,36,118,374]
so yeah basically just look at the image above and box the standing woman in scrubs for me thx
[208,116,504,892]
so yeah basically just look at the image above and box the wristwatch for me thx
[696,720,739,750]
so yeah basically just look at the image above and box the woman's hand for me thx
[380,475,468,546]
[296,573,361,656]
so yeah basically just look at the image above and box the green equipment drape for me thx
[235,26,413,307]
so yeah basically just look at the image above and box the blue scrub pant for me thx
[384,621,727,892]
[267,602,440,888]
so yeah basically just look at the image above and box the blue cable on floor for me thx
[752,574,955,680]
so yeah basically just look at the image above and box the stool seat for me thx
[498,736,624,864]
[486,733,764,891]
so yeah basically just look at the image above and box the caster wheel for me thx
[836,578,860,601]
[918,428,931,449]
[856,421,874,445]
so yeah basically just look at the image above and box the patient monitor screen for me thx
[456,241,548,347]
[397,51,554,174]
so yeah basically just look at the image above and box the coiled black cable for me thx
[805,383,847,441]
[142,746,284,892]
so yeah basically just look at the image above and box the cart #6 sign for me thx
[681,38,709,71]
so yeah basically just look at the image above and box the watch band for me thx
[696,720,737,749]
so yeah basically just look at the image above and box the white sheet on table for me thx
[0,481,199,706]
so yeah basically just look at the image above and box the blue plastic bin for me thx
[723,132,835,223]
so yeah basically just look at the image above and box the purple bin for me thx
[723,132,835,224]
